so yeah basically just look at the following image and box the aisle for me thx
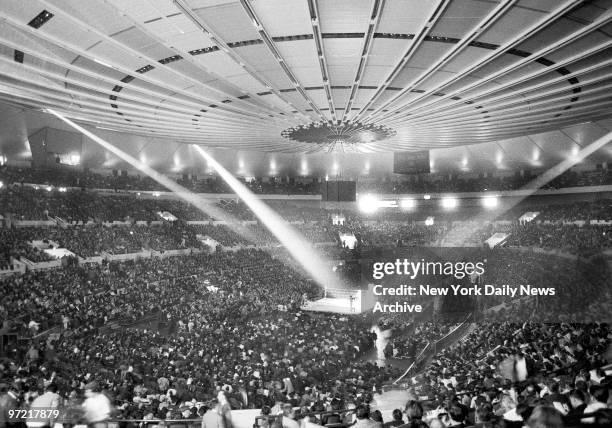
[359,323,414,371]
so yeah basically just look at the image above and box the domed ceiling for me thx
[0,0,611,153]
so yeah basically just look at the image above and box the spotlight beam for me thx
[440,129,612,244]
[46,108,259,242]
[194,145,337,289]
[521,130,612,190]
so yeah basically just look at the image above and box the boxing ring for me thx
[301,284,376,314]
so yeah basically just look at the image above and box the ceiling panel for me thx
[376,0,439,35]
[318,0,371,33]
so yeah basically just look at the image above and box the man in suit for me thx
[0,383,20,428]
[26,384,61,428]
[81,381,112,428]
[567,389,587,419]
[353,404,382,428]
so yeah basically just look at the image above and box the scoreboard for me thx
[322,180,356,202]
[393,151,430,174]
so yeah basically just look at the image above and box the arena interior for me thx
[1,1,612,428]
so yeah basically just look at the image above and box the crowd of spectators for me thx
[189,224,252,247]
[505,224,612,255]
[499,200,612,255]
[358,168,612,194]
[50,223,202,257]
[401,322,611,428]
[3,202,612,266]
[1,249,609,425]
[2,186,612,268]
[532,200,612,223]
[1,165,162,191]
[485,250,610,322]
[0,255,207,335]
[543,169,612,190]
[0,228,55,267]
[4,164,612,196]
[0,186,242,222]
[0,248,409,422]
[0,223,202,259]
[397,246,612,324]
[1,166,611,428]
[0,165,321,195]
[0,184,332,224]
[0,222,340,260]
[332,221,447,248]
[388,323,456,360]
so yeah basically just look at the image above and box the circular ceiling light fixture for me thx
[281,121,396,152]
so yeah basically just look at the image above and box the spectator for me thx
[526,406,564,428]
[25,384,61,428]
[353,404,381,428]
[383,409,404,428]
[82,381,112,428]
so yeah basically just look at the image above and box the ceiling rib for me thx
[5,82,604,149]
[401,101,612,136]
[339,0,386,123]
[405,74,612,129]
[371,0,587,124]
[351,0,452,122]
[0,80,288,140]
[389,104,612,137]
[307,0,338,123]
[36,0,281,120]
[360,0,518,122]
[325,112,612,151]
[0,68,285,134]
[399,61,612,128]
[0,52,287,135]
[172,0,313,122]
[0,86,290,144]
[0,15,277,125]
[101,0,289,119]
[402,92,612,132]
[395,41,612,124]
[0,36,291,130]
[3,71,609,148]
[238,0,328,122]
[382,6,612,127]
[0,58,284,136]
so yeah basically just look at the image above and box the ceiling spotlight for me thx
[441,197,458,209]
[570,146,580,159]
[482,196,499,209]
[358,194,378,214]
[496,152,503,165]
[400,199,415,209]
